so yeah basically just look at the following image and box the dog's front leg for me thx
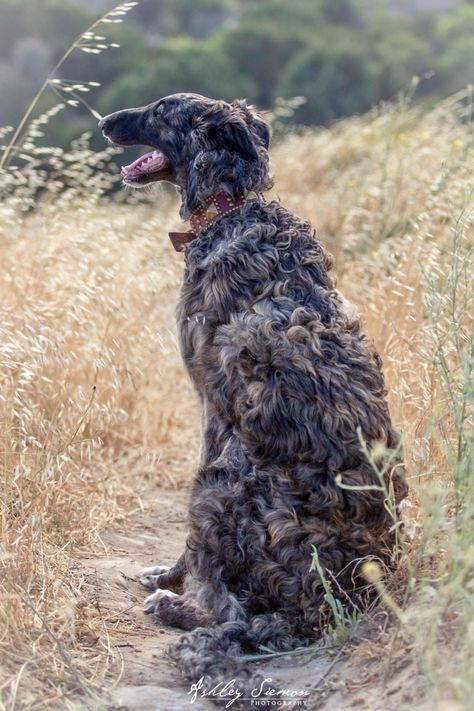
[199,398,233,467]
[139,550,187,592]
[139,404,232,596]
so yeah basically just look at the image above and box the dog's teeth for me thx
[152,151,159,158]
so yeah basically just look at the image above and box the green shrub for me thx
[98,35,252,114]
[278,38,376,125]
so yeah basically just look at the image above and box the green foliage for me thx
[436,2,474,41]
[434,5,474,91]
[310,545,361,644]
[278,39,376,125]
[237,0,361,29]
[436,35,474,92]
[0,0,472,148]
[132,0,235,38]
[98,35,251,114]
[0,0,92,59]
[220,20,305,106]
[368,22,434,100]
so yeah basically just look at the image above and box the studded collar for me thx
[169,191,260,252]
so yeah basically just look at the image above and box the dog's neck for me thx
[169,191,260,252]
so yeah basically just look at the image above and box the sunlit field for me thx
[0,91,472,709]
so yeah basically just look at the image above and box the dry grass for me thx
[0,91,472,708]
[0,199,198,707]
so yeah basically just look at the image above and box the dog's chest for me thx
[176,275,223,389]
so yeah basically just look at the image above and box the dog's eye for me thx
[153,106,172,127]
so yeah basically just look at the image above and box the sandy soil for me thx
[79,487,420,711]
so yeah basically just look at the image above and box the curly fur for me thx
[99,93,407,700]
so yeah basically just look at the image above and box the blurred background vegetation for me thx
[0,0,473,149]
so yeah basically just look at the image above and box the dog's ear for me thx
[231,100,271,151]
[251,115,271,150]
[194,102,261,161]
[182,99,273,218]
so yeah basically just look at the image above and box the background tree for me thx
[0,0,471,149]
[278,39,376,125]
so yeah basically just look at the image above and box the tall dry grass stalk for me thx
[0,88,472,707]
[0,1,139,172]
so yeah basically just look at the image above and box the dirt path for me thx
[81,488,418,711]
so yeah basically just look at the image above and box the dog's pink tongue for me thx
[120,149,167,177]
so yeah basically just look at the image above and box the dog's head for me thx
[99,93,272,217]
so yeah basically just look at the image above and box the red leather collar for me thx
[169,192,253,253]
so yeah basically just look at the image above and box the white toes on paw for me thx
[139,565,171,590]
[144,588,178,614]
[141,565,171,576]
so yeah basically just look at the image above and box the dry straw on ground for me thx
[0,90,472,708]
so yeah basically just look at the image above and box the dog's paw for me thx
[144,588,178,615]
[139,565,171,590]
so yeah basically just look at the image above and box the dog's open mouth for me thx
[120,148,170,185]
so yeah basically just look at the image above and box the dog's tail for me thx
[168,613,309,707]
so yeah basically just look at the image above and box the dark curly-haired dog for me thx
[100,93,407,698]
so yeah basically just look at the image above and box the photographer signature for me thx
[188,677,309,708]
